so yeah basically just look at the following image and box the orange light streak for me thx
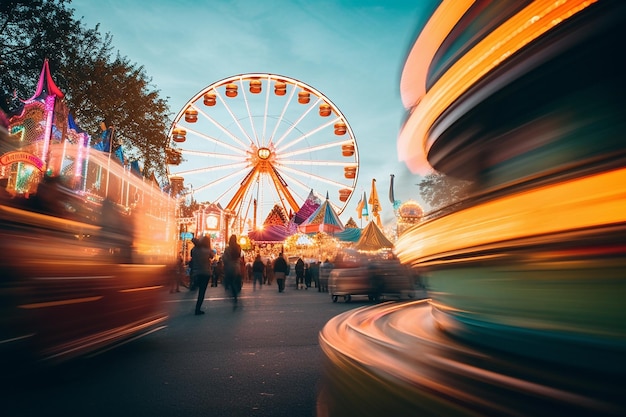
[396,167,626,265]
[398,0,598,174]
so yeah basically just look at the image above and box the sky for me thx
[72,0,437,227]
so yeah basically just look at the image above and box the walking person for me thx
[191,236,214,315]
[212,257,223,287]
[223,234,242,304]
[319,258,333,293]
[252,254,265,291]
[265,259,274,285]
[273,252,289,293]
[310,261,320,290]
[304,262,312,289]
[246,259,253,284]
[240,255,247,286]
[295,257,305,289]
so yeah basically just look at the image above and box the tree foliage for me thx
[180,199,199,218]
[0,0,171,180]
[417,173,472,211]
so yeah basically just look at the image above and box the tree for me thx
[180,198,200,218]
[417,173,472,211]
[0,0,171,180]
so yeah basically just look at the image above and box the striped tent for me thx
[354,221,393,251]
[298,193,344,235]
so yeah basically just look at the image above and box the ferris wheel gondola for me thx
[166,73,359,232]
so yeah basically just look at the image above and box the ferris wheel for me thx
[166,73,359,230]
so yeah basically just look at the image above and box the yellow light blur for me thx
[396,167,626,265]
[398,0,598,174]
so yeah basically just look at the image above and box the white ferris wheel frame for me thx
[166,73,360,230]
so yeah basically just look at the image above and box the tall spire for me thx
[25,59,65,102]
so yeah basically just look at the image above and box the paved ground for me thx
[4,280,370,417]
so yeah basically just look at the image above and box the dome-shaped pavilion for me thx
[396,199,423,236]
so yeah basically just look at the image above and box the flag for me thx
[389,174,395,204]
[130,160,142,176]
[113,142,125,164]
[389,173,401,210]
[362,191,369,220]
[68,113,86,134]
[356,192,364,219]
[369,178,382,227]
[92,127,113,152]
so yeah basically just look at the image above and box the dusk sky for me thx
[72,0,440,225]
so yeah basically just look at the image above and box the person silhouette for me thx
[273,252,289,293]
[223,234,242,304]
[191,236,214,315]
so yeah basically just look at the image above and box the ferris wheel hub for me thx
[257,147,271,160]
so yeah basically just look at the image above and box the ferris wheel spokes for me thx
[278,164,352,190]
[237,78,262,149]
[182,113,248,153]
[177,127,246,155]
[272,96,322,148]
[214,86,257,148]
[268,83,297,149]
[170,160,249,177]
[239,78,270,148]
[279,138,353,159]
[261,76,271,148]
[276,116,340,153]
[281,159,356,167]
[188,166,250,196]
[179,149,244,161]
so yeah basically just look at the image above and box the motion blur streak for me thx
[19,296,102,309]
[398,0,598,174]
[318,301,622,416]
[118,286,164,293]
[320,0,626,415]
[395,167,626,263]
[1,143,177,368]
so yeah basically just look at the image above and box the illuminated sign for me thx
[0,151,45,171]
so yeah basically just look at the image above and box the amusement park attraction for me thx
[320,1,626,416]
[0,60,178,364]
[166,73,361,250]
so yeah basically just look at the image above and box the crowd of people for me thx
[173,233,337,314]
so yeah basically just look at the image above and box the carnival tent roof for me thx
[293,189,321,225]
[26,58,65,102]
[298,193,344,234]
[335,227,362,242]
[354,221,393,251]
[248,224,292,242]
[344,217,359,229]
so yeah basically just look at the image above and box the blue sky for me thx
[72,0,437,226]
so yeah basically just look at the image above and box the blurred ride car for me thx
[0,146,177,371]
[328,259,424,303]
